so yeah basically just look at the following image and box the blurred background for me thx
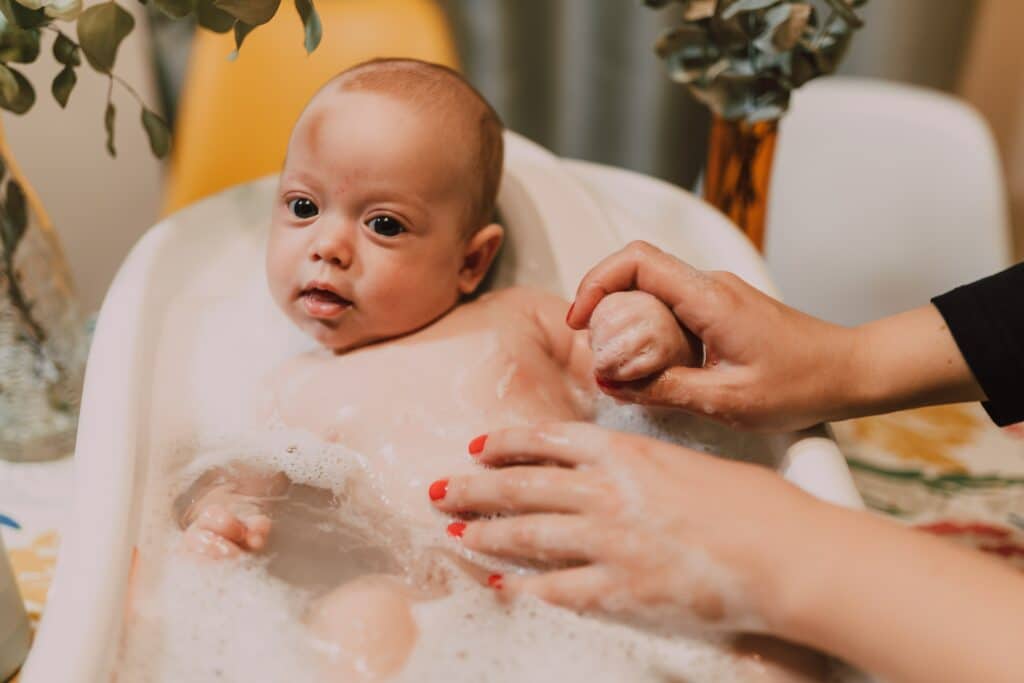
[2,0,1018,314]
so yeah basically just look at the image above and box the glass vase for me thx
[703,114,779,252]
[0,120,87,462]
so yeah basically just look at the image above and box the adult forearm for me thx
[832,304,985,422]
[770,502,1024,683]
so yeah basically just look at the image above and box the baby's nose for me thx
[311,224,354,267]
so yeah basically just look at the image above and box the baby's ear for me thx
[458,223,504,295]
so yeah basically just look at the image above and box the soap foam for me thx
[116,407,835,682]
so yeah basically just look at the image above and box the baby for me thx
[174,58,720,680]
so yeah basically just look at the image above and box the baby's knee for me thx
[308,576,419,681]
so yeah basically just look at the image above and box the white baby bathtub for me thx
[21,131,862,682]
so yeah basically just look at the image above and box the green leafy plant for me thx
[646,0,867,121]
[0,0,320,353]
[0,0,322,158]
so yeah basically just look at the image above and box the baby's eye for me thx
[367,215,406,237]
[287,197,319,219]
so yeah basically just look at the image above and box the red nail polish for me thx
[565,302,575,324]
[487,573,503,589]
[429,479,449,501]
[447,521,466,538]
[595,376,623,390]
[468,434,487,456]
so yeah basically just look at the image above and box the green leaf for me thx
[153,0,194,19]
[195,0,234,32]
[2,178,27,252]
[0,63,17,101]
[229,19,253,59]
[294,0,320,54]
[51,64,75,108]
[0,24,41,63]
[7,0,46,29]
[52,31,81,66]
[214,0,279,26]
[77,1,135,74]
[0,65,33,114]
[104,99,116,157]
[140,107,170,158]
[720,0,782,19]
[822,0,864,29]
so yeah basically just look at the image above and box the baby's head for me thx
[267,58,505,352]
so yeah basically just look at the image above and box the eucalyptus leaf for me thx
[772,2,811,51]
[3,178,26,251]
[50,63,75,108]
[822,0,862,29]
[294,0,320,54]
[7,0,46,29]
[52,31,80,66]
[648,0,867,121]
[229,19,254,59]
[682,0,716,21]
[0,63,17,101]
[0,65,33,114]
[214,0,279,26]
[77,1,135,74]
[0,24,40,63]
[195,0,233,32]
[720,0,782,20]
[153,0,194,19]
[104,99,115,157]
[140,107,170,158]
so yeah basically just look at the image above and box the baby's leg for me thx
[307,576,419,682]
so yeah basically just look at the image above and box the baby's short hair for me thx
[325,58,504,234]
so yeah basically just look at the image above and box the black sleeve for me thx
[931,262,1024,426]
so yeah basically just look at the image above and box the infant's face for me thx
[268,91,476,352]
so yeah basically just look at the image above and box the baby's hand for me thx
[588,290,700,383]
[182,490,272,559]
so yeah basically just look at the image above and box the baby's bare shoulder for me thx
[480,285,567,313]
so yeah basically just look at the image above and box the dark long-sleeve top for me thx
[932,262,1024,426]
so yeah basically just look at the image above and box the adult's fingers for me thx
[503,565,617,612]
[461,514,603,563]
[432,466,607,516]
[470,422,612,469]
[567,242,721,335]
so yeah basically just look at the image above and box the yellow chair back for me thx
[162,0,459,213]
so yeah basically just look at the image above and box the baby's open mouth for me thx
[300,286,353,319]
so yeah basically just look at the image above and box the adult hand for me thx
[565,241,982,431]
[430,422,818,634]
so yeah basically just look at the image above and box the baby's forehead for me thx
[290,90,476,172]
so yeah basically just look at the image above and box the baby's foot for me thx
[183,501,272,559]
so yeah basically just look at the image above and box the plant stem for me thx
[0,213,47,348]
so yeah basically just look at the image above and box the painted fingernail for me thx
[595,376,624,390]
[565,302,575,324]
[487,573,504,589]
[447,521,466,538]
[468,434,487,456]
[429,479,449,501]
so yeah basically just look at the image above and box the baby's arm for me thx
[176,462,290,559]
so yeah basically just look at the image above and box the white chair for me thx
[765,76,1012,327]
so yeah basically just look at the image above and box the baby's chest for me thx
[275,332,575,446]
